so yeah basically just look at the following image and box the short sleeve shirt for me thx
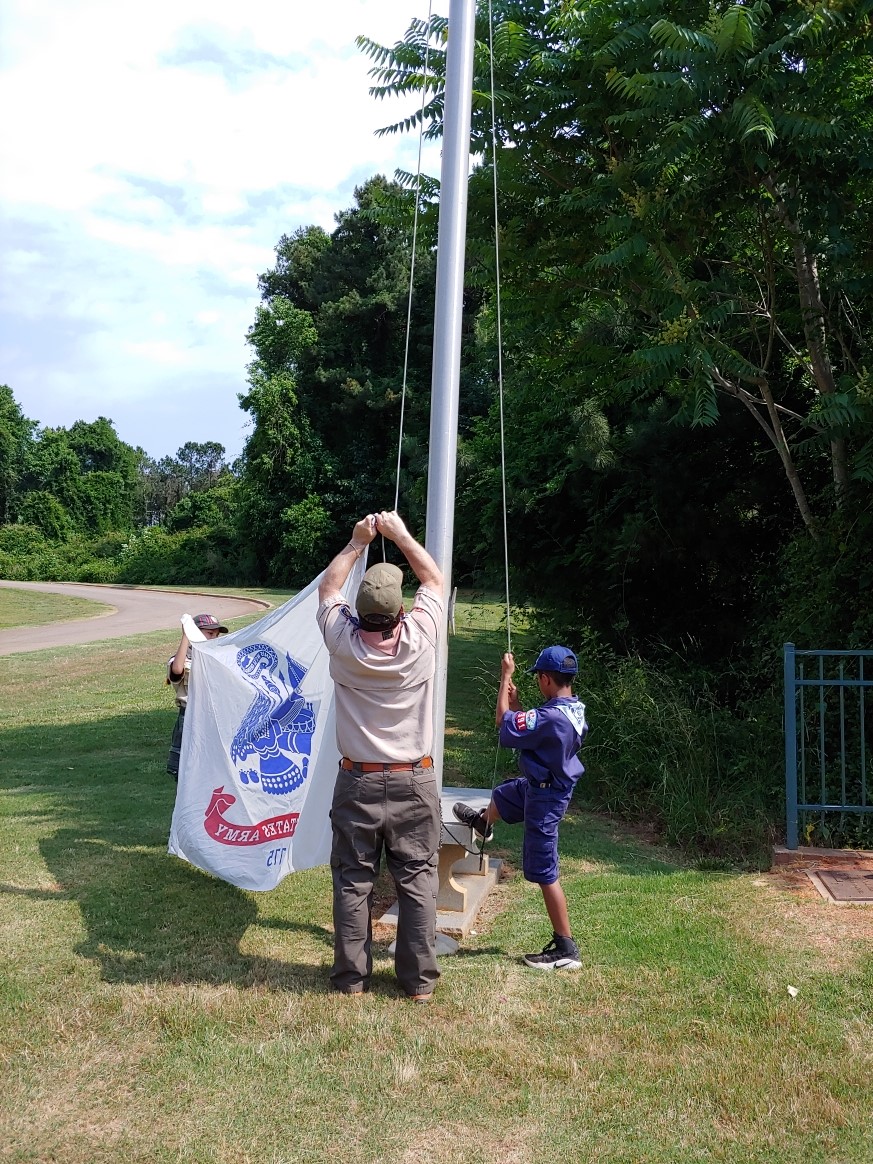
[498,697,588,789]
[167,652,191,709]
[316,585,443,763]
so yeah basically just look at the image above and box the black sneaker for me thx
[452,801,494,842]
[523,935,582,971]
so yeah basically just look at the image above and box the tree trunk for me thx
[764,175,850,502]
[713,368,820,540]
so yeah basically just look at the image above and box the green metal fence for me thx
[784,643,873,849]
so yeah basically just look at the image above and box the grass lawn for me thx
[0,586,114,630]
[1,595,871,1163]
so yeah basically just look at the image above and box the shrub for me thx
[0,523,49,558]
[92,531,129,560]
[74,558,119,583]
[116,524,243,586]
[522,610,781,862]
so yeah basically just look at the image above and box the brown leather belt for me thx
[340,756,433,773]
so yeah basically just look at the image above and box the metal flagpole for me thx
[425,0,476,784]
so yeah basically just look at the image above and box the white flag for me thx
[168,559,365,890]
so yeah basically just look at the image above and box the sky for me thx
[0,0,443,462]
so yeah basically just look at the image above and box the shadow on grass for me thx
[3,711,339,992]
[450,795,686,880]
[558,805,684,875]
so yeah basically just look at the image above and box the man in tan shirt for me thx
[317,511,443,1001]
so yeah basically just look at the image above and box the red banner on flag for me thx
[203,786,299,847]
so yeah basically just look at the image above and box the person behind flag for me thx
[453,646,588,971]
[166,612,227,779]
[317,511,443,1002]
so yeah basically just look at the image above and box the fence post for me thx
[784,642,798,849]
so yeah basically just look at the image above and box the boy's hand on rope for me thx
[501,653,520,710]
[496,651,521,722]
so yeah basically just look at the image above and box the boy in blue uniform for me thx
[453,645,588,970]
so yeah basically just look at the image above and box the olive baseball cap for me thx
[356,563,403,620]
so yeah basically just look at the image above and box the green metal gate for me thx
[784,643,873,849]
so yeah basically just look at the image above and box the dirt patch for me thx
[741,860,873,968]
[397,1122,536,1164]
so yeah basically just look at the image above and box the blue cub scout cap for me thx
[528,645,578,675]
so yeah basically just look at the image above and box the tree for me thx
[237,335,329,582]
[0,385,36,524]
[137,442,232,527]
[259,175,439,522]
[172,441,229,492]
[238,176,455,582]
[164,480,237,533]
[365,1,873,537]
[359,0,873,657]
[21,418,142,534]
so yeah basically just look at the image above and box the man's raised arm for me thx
[375,511,443,594]
[318,516,377,604]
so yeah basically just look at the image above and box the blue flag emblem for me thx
[230,643,317,795]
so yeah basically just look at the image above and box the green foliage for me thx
[760,503,873,649]
[0,522,49,560]
[91,531,129,560]
[115,525,244,587]
[36,419,140,533]
[582,656,779,859]
[139,441,234,527]
[803,811,873,850]
[18,491,73,540]
[357,0,873,686]
[0,385,36,524]
[0,387,247,589]
[236,369,328,583]
[165,479,237,533]
[512,612,782,859]
[0,524,117,583]
[246,297,318,376]
[269,495,334,584]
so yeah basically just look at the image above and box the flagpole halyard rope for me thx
[394,3,435,516]
[481,0,513,853]
[487,0,511,655]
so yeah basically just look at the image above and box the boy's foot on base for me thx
[523,934,581,971]
[452,801,494,842]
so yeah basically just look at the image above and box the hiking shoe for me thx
[452,801,494,842]
[523,935,582,971]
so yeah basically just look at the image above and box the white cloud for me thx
[0,0,445,460]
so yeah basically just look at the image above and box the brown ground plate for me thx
[810,869,873,903]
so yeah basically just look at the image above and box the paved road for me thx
[0,581,270,657]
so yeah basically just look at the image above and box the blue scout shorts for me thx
[492,775,573,885]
